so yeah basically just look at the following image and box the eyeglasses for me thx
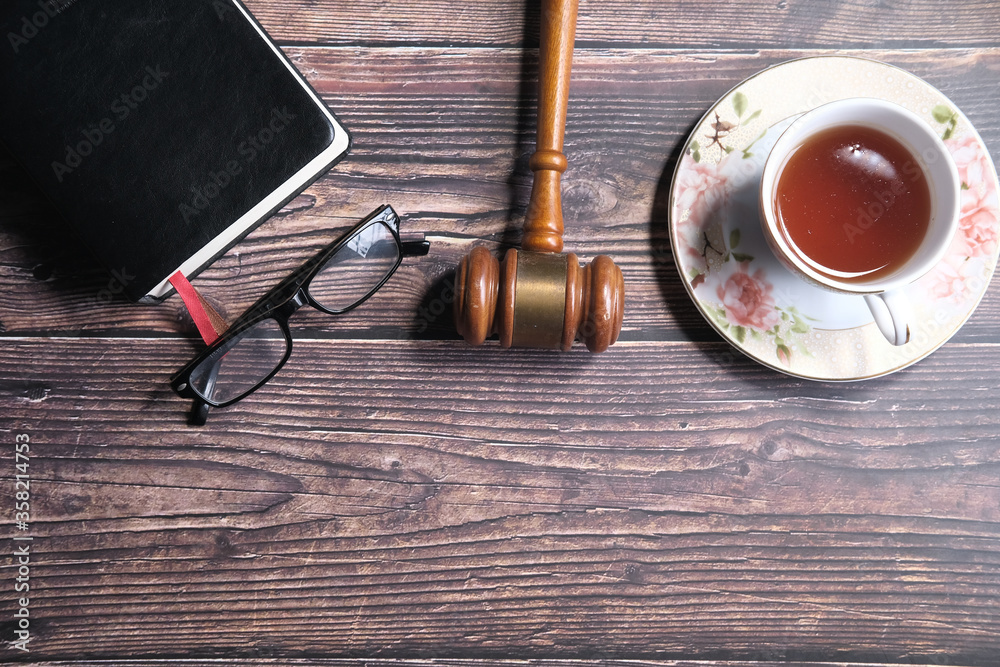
[171,205,429,424]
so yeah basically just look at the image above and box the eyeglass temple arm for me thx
[401,236,430,257]
[190,400,211,426]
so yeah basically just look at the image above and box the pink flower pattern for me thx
[948,134,991,191]
[946,136,1000,260]
[674,154,731,276]
[716,268,780,332]
[928,136,1000,300]
[674,154,728,226]
[957,184,999,259]
[925,256,971,302]
[675,130,807,361]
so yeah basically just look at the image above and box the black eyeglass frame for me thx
[170,205,427,415]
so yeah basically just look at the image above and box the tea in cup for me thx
[759,98,961,345]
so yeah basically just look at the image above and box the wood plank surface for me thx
[238,0,1000,48]
[2,0,999,664]
[2,49,999,343]
[19,661,974,667]
[18,661,982,667]
[2,339,1000,662]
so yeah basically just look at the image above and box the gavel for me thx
[453,0,624,353]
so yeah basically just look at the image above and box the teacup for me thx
[759,98,961,346]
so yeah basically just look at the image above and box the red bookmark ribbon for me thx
[169,271,228,345]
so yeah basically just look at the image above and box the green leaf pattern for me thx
[932,104,958,141]
[733,92,748,118]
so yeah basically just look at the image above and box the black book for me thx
[0,0,351,302]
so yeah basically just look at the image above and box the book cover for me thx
[0,0,351,302]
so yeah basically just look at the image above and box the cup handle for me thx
[864,291,912,346]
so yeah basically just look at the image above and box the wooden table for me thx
[2,0,999,665]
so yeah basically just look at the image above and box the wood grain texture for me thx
[20,661,976,667]
[2,49,999,343]
[2,0,1000,664]
[238,0,1000,48]
[18,661,982,667]
[2,339,1000,662]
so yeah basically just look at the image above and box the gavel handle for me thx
[522,0,579,254]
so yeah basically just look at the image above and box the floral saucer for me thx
[669,56,1000,381]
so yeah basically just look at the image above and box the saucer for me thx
[668,56,1000,381]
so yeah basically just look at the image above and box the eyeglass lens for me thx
[189,318,289,404]
[187,219,402,406]
[308,220,401,312]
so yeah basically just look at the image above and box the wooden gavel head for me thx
[454,244,624,353]
[453,0,624,353]
[454,150,625,354]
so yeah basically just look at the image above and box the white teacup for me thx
[759,98,961,346]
